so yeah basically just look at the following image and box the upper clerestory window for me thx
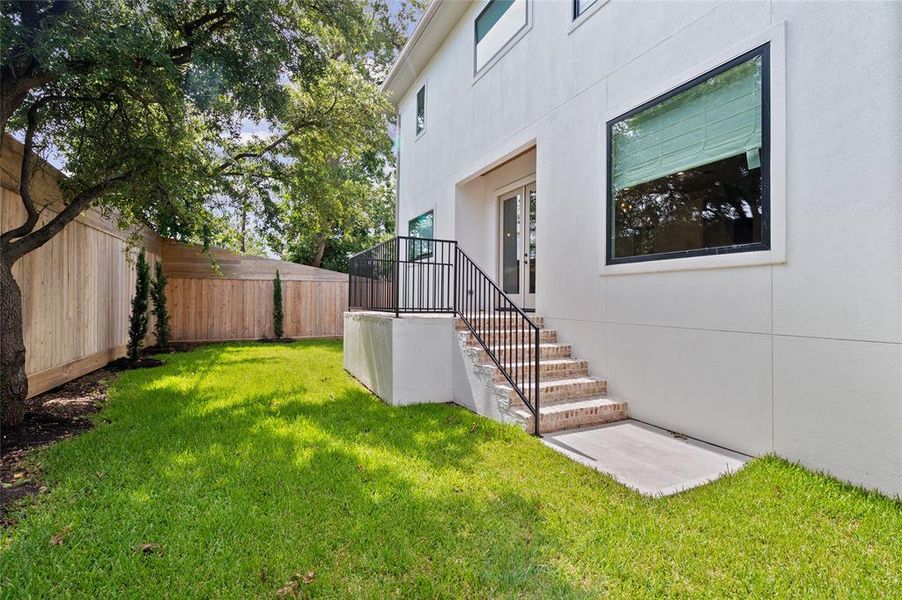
[474,0,528,73]
[415,85,426,136]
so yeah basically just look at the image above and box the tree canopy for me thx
[1,0,415,263]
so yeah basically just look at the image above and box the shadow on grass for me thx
[5,340,902,598]
[1,340,591,597]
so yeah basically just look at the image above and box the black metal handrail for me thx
[348,236,541,435]
[454,246,540,435]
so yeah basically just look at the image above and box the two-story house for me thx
[346,0,902,497]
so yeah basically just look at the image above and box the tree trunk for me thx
[1,258,28,426]
[311,236,327,269]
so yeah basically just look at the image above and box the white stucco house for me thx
[345,0,902,498]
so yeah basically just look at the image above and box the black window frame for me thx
[605,43,771,266]
[415,84,426,136]
[407,209,434,261]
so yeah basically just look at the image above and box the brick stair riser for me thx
[491,361,588,383]
[526,403,629,434]
[466,329,556,345]
[506,380,608,407]
[473,345,571,363]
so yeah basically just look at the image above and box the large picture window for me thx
[606,45,770,264]
[408,210,434,260]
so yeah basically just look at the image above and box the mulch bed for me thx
[106,357,164,371]
[1,350,172,526]
[1,368,113,525]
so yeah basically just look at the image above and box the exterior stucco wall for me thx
[392,1,902,496]
[343,312,455,406]
[343,312,394,402]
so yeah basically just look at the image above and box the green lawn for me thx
[2,341,901,597]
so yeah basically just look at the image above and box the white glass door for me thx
[498,181,536,310]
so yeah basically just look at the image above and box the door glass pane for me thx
[527,186,536,294]
[502,194,520,294]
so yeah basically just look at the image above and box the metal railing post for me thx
[534,326,540,437]
[452,243,458,315]
[393,236,401,318]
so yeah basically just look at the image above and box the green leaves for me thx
[151,260,171,349]
[256,59,395,270]
[127,247,151,361]
[272,269,284,339]
[1,0,407,250]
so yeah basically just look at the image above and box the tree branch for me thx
[219,129,297,171]
[0,1,72,134]
[169,3,237,65]
[4,169,138,265]
[0,96,52,249]
[217,94,342,173]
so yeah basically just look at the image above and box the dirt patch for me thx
[1,368,113,526]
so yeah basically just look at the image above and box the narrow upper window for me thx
[475,0,528,73]
[408,210,434,260]
[607,45,770,264]
[573,0,599,19]
[415,85,426,136]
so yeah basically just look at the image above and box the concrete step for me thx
[516,397,629,434]
[490,358,589,383]
[500,376,607,407]
[471,342,572,363]
[456,314,544,331]
[465,328,556,345]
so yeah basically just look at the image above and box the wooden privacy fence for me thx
[2,137,162,396]
[2,135,348,398]
[161,240,347,341]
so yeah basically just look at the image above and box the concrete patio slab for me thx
[542,419,750,497]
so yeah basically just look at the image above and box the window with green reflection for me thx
[408,210,434,260]
[607,45,770,264]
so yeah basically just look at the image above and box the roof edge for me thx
[381,0,471,106]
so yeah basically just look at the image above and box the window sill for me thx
[568,0,610,35]
[598,248,786,276]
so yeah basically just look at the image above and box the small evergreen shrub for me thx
[150,260,171,348]
[273,269,284,339]
[127,248,151,360]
